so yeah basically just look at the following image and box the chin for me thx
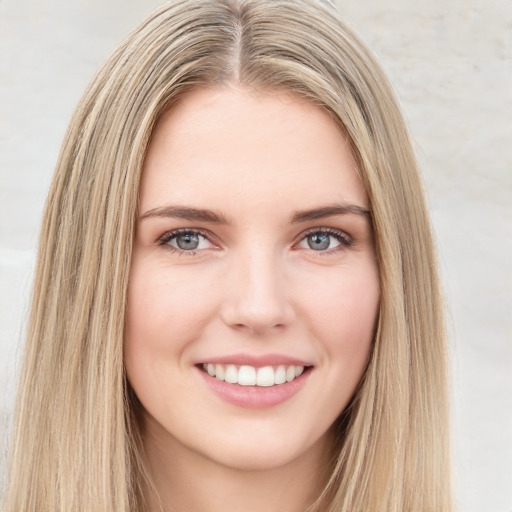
[199,428,332,473]
[211,447,296,472]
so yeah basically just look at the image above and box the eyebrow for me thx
[290,204,371,223]
[139,205,230,224]
[139,203,371,224]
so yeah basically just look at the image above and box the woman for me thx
[2,0,452,511]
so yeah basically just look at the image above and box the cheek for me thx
[303,264,380,359]
[123,261,221,391]
[125,262,216,347]
[123,261,222,420]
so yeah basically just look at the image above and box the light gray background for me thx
[1,0,511,510]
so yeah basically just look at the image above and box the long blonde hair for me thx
[2,1,451,510]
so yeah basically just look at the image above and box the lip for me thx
[195,363,313,409]
[197,353,312,368]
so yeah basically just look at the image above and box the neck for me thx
[141,417,334,512]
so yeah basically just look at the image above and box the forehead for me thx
[140,87,368,216]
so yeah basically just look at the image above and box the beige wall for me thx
[1,0,510,509]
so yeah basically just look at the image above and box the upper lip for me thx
[197,353,313,367]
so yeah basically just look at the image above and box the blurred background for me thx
[1,0,511,510]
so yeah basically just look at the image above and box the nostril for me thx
[232,322,286,334]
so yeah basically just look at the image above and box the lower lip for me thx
[196,367,312,409]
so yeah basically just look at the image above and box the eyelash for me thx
[298,227,354,254]
[156,227,354,256]
[157,228,213,256]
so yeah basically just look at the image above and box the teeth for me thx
[275,365,286,385]
[238,365,256,386]
[215,364,225,381]
[225,364,238,384]
[202,363,306,386]
[256,366,274,387]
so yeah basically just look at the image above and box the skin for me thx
[124,87,380,512]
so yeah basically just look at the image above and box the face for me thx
[125,87,380,472]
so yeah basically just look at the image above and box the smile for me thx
[201,363,306,387]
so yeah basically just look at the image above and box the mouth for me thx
[195,355,314,408]
[198,363,312,387]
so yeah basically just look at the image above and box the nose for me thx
[220,249,294,334]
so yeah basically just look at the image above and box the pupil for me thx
[177,233,199,250]
[308,233,330,251]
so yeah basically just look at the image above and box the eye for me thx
[297,229,352,252]
[158,229,214,253]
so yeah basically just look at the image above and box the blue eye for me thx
[306,233,334,251]
[159,229,213,252]
[298,229,351,252]
[174,232,200,250]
